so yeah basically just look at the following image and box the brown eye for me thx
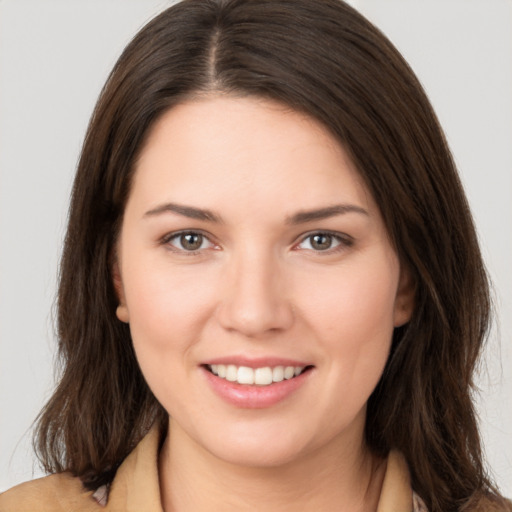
[297,232,349,252]
[179,233,204,251]
[164,231,214,253]
[310,234,333,250]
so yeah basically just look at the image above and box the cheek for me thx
[298,255,399,377]
[304,258,398,332]
[122,264,220,413]
[121,255,220,365]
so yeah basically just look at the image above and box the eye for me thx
[164,231,216,253]
[296,232,351,252]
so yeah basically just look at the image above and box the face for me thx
[115,96,413,468]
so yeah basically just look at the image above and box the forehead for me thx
[129,95,374,218]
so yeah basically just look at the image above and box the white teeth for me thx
[254,367,273,385]
[272,366,284,382]
[237,366,255,385]
[208,364,306,386]
[284,366,295,379]
[226,365,238,382]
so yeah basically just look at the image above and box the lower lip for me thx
[202,367,312,409]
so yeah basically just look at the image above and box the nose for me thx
[215,248,295,338]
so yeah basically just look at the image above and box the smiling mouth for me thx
[205,364,313,386]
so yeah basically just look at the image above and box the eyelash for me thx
[160,230,354,255]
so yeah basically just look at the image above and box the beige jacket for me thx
[0,427,426,511]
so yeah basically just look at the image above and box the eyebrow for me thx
[285,204,369,224]
[143,202,368,224]
[144,202,223,223]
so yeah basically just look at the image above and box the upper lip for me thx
[202,356,312,368]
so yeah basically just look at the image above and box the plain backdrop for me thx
[1,0,511,496]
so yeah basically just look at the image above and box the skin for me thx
[114,96,414,511]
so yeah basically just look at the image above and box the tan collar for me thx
[104,426,163,511]
[377,450,413,511]
[105,426,413,512]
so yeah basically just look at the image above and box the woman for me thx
[0,0,509,510]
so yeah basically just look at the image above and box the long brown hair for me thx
[34,1,507,510]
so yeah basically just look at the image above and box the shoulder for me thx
[0,426,162,512]
[0,472,100,512]
[471,496,512,512]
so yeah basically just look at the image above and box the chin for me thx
[208,437,308,469]
[192,418,327,470]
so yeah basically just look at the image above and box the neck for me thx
[158,419,386,512]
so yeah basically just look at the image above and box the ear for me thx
[112,259,130,323]
[393,266,415,327]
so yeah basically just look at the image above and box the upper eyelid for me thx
[161,229,214,243]
[295,230,353,244]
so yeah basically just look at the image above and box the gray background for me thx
[1,0,511,496]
